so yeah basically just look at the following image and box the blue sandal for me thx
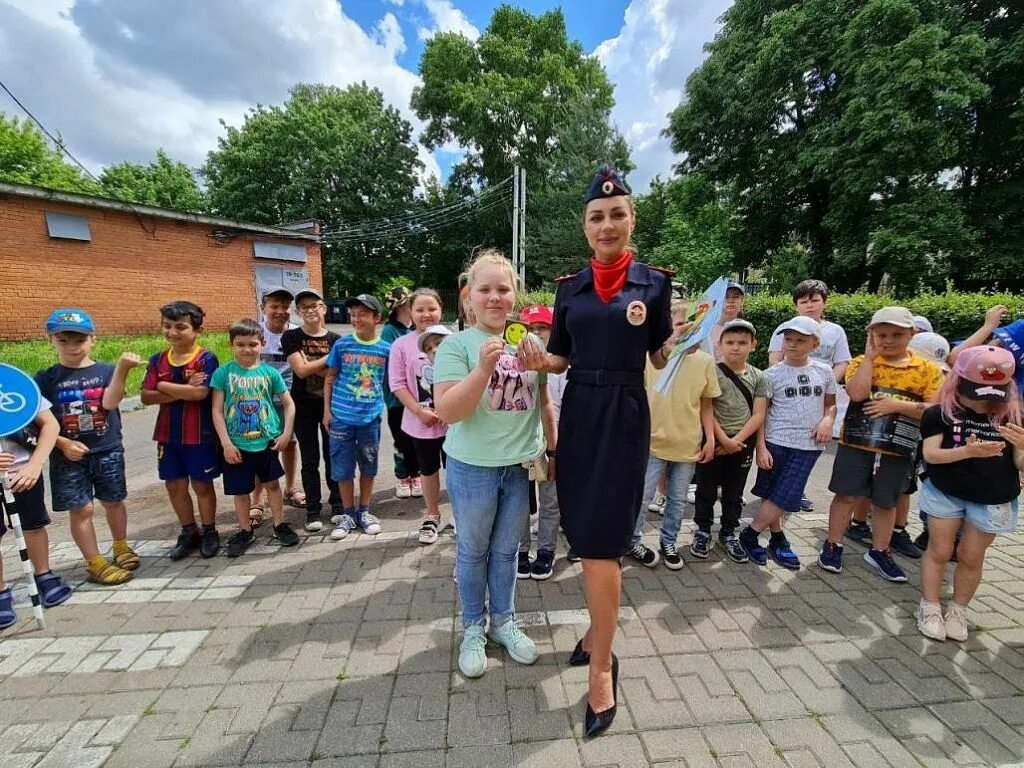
[0,587,16,630]
[768,539,802,570]
[34,572,73,608]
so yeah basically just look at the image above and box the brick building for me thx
[0,182,322,340]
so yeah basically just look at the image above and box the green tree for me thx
[667,0,990,294]
[413,6,630,286]
[0,113,98,193]
[100,149,206,211]
[204,83,422,295]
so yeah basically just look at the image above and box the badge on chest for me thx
[626,301,647,326]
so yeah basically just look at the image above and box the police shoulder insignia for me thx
[554,270,581,284]
[648,264,676,277]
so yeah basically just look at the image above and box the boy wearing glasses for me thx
[282,289,342,531]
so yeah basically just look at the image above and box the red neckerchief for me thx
[591,251,632,303]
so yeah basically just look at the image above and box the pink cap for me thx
[519,305,553,326]
[954,345,1016,401]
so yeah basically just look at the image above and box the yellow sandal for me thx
[113,549,141,571]
[87,559,134,585]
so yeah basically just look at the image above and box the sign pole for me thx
[0,449,44,630]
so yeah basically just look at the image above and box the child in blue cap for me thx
[35,308,142,585]
[948,305,1024,394]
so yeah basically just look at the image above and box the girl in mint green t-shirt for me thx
[434,251,556,680]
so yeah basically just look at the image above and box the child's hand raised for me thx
[478,337,504,374]
[117,351,143,369]
[984,304,1008,331]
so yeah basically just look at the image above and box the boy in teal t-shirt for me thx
[211,319,297,557]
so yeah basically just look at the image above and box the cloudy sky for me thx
[0,0,731,194]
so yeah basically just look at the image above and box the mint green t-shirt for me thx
[210,361,287,452]
[434,327,546,467]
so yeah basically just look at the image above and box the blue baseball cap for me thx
[45,308,95,334]
[991,319,1024,389]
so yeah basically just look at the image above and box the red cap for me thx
[519,305,553,326]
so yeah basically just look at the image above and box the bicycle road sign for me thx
[0,363,42,437]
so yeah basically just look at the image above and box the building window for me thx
[253,241,307,263]
[45,211,92,241]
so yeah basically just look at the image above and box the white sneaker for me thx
[330,514,357,540]
[916,600,946,641]
[395,478,412,499]
[419,518,439,545]
[944,602,969,642]
[410,477,423,497]
[686,484,697,505]
[529,513,539,535]
[648,492,667,514]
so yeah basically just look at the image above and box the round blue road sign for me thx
[0,363,42,437]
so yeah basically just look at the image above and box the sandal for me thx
[86,560,133,586]
[283,490,307,509]
[34,571,73,608]
[112,548,141,571]
[248,505,265,529]
[0,587,16,630]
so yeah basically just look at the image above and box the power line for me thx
[0,78,157,235]
[320,176,514,235]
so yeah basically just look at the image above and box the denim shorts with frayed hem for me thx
[329,420,381,481]
[919,478,1019,535]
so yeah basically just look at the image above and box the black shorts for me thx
[222,448,285,496]
[828,444,914,510]
[411,436,446,477]
[0,479,50,537]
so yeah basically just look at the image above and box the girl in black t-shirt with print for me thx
[917,346,1024,643]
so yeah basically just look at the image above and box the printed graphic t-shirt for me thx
[209,361,287,452]
[35,362,123,453]
[326,334,391,426]
[260,320,297,403]
[389,332,447,440]
[281,328,340,402]
[434,327,545,467]
[645,350,721,462]
[143,347,219,445]
[763,360,838,451]
[920,404,1020,505]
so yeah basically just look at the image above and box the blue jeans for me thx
[446,456,530,628]
[630,455,696,549]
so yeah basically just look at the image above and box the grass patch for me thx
[0,333,232,399]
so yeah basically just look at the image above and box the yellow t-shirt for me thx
[647,350,721,462]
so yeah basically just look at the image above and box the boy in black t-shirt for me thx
[35,309,141,585]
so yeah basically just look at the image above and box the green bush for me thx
[517,289,556,310]
[742,291,1024,369]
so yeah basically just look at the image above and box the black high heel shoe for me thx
[584,653,618,738]
[569,639,591,666]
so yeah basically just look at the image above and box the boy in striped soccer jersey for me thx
[141,302,222,560]
[323,294,391,540]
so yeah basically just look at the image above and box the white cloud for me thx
[0,0,441,187]
[595,0,732,193]
[417,0,480,42]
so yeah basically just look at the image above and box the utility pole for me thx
[517,166,526,288]
[512,166,520,282]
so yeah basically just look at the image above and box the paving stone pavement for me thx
[2,409,1023,767]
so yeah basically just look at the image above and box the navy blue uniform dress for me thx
[548,260,673,558]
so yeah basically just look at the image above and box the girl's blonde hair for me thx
[411,287,443,310]
[670,298,688,317]
[466,248,519,290]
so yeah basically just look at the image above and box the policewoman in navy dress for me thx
[521,166,674,738]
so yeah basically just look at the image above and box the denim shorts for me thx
[919,478,1020,535]
[329,420,381,481]
[50,448,127,511]
[751,442,821,514]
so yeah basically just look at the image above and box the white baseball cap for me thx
[775,316,821,338]
[912,315,933,333]
[908,332,950,371]
[417,324,453,353]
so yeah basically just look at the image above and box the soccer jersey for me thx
[143,347,219,445]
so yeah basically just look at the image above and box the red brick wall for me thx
[0,195,322,340]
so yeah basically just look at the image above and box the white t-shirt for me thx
[2,396,52,469]
[763,361,837,451]
[260,320,297,394]
[768,319,851,367]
